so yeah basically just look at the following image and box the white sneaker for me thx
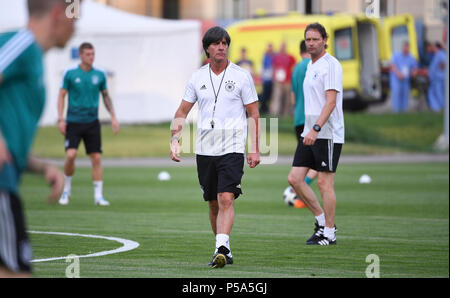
[95,197,110,206]
[59,192,70,206]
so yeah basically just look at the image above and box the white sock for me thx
[324,226,336,240]
[315,213,326,227]
[215,234,232,257]
[93,181,103,200]
[63,175,72,194]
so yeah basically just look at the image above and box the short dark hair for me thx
[300,40,307,54]
[305,22,328,49]
[202,26,231,58]
[27,0,67,17]
[79,42,94,54]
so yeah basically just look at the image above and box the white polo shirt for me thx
[302,53,345,144]
[183,62,258,156]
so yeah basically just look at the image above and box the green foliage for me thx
[343,112,444,151]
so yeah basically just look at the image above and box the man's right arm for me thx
[170,100,194,162]
[57,89,68,135]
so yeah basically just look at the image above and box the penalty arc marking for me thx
[28,231,140,263]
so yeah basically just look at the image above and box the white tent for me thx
[0,0,201,125]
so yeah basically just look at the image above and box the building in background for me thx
[93,0,446,42]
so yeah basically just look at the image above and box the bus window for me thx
[334,28,354,61]
[391,25,409,54]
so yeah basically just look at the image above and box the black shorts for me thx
[294,125,305,143]
[65,120,102,154]
[196,153,245,201]
[0,192,32,274]
[292,138,342,173]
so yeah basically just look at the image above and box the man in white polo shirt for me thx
[288,23,344,245]
[170,26,260,268]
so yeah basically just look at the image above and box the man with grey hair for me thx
[170,26,260,268]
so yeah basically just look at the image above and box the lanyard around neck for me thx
[208,61,228,129]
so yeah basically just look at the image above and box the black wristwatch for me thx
[313,124,321,132]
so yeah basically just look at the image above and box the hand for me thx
[111,117,120,135]
[58,120,66,136]
[0,138,12,170]
[44,165,64,204]
[303,130,318,146]
[247,152,260,168]
[170,139,181,162]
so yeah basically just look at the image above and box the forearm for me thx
[171,100,194,142]
[102,91,116,118]
[250,117,260,154]
[315,92,336,128]
[246,103,260,154]
[391,65,402,78]
[291,91,296,107]
[27,155,49,175]
[171,109,187,139]
[0,132,11,166]
[27,155,64,202]
[57,91,66,121]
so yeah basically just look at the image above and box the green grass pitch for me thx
[21,162,448,278]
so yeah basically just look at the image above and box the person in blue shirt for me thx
[236,47,255,75]
[260,43,274,114]
[0,0,76,277]
[390,42,418,113]
[427,42,446,112]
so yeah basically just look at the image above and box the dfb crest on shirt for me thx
[225,80,235,92]
[92,75,99,85]
[313,72,319,80]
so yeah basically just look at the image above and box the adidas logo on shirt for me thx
[200,85,207,90]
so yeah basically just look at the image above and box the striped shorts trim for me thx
[0,191,32,273]
[292,138,342,173]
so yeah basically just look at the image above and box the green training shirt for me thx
[291,57,310,127]
[0,30,45,195]
[61,65,107,123]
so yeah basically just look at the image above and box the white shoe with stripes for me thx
[317,235,337,246]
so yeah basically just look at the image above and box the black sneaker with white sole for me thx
[306,220,338,245]
[208,246,233,268]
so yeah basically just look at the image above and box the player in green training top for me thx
[57,42,119,207]
[0,0,77,277]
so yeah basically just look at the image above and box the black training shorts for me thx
[0,191,32,274]
[65,120,102,154]
[196,153,244,201]
[292,138,342,172]
[294,125,305,143]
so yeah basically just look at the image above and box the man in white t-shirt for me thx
[288,23,344,245]
[170,26,260,268]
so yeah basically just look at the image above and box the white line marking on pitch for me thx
[28,231,140,263]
